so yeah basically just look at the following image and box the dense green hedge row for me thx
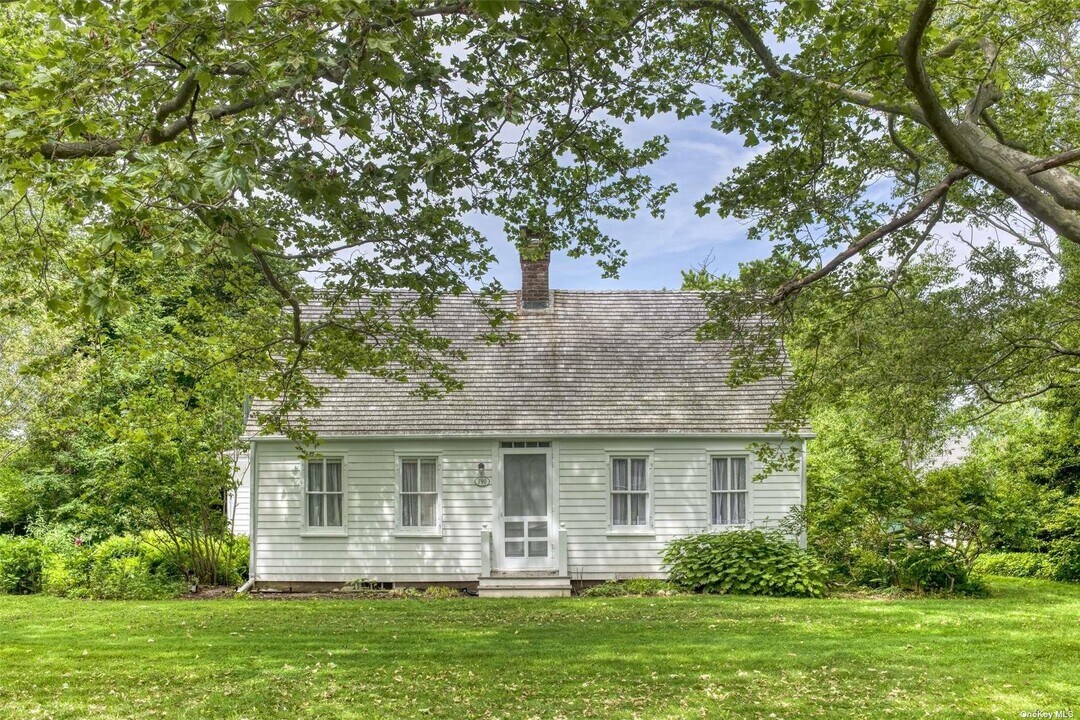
[0,533,248,599]
[973,551,1079,582]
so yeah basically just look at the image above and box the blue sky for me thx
[475,109,768,291]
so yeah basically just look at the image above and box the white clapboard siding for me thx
[227,452,250,536]
[250,437,805,583]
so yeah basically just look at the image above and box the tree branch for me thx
[770,167,968,305]
[686,0,927,123]
[898,0,1080,243]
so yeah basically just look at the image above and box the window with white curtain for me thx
[306,458,344,528]
[610,457,649,528]
[399,457,439,529]
[711,456,748,526]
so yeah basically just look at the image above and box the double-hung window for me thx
[611,457,650,528]
[399,457,439,531]
[711,456,748,526]
[306,457,344,529]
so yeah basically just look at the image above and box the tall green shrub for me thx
[663,530,826,598]
[0,535,47,594]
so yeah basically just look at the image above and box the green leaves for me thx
[225,0,259,25]
[664,530,827,597]
[473,0,520,21]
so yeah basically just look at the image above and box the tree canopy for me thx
[1,0,1078,440]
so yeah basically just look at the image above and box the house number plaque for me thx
[474,462,491,487]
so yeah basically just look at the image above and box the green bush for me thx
[1047,539,1080,582]
[663,530,827,598]
[0,535,47,594]
[580,578,683,597]
[973,552,1052,579]
[43,535,185,600]
[138,532,250,586]
[893,545,983,594]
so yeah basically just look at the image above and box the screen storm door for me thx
[496,447,554,570]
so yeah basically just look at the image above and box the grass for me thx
[0,578,1077,719]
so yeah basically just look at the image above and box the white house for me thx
[233,248,807,596]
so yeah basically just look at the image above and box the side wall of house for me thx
[251,437,804,584]
[227,451,250,536]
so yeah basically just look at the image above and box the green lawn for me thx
[1,578,1077,719]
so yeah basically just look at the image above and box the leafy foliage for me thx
[663,530,826,598]
[973,552,1054,580]
[677,0,1080,445]
[893,545,985,595]
[0,535,45,594]
[0,0,693,438]
[38,532,248,600]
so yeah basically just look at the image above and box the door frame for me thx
[493,444,556,571]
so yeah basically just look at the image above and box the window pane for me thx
[528,521,547,538]
[401,460,418,493]
[528,541,548,557]
[612,458,628,491]
[420,460,437,492]
[630,494,647,525]
[712,458,727,492]
[505,540,525,557]
[612,494,628,526]
[420,494,436,527]
[630,459,647,491]
[731,458,747,490]
[308,493,324,527]
[711,492,722,525]
[504,454,546,517]
[325,460,341,493]
[401,494,419,527]
[734,492,746,524]
[308,461,323,492]
[505,521,524,538]
[326,493,342,527]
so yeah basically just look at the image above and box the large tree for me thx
[3,0,1078,437]
[0,0,690,435]
[670,0,1079,430]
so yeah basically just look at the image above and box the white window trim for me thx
[606,452,654,536]
[301,455,348,537]
[394,452,443,538]
[708,454,753,530]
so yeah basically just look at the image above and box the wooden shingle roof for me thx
[252,290,791,438]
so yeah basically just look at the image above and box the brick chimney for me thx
[519,237,550,310]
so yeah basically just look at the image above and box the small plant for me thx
[421,585,461,599]
[580,578,682,597]
[663,530,826,598]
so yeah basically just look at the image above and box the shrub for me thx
[972,552,1052,579]
[43,535,184,600]
[1047,539,1080,582]
[0,535,47,594]
[139,532,250,586]
[663,530,827,598]
[580,578,682,597]
[894,545,986,595]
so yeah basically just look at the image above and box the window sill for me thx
[708,524,750,532]
[393,530,443,539]
[300,530,348,539]
[607,529,656,538]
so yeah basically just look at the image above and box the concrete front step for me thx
[478,575,572,598]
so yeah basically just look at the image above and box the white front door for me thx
[495,446,554,571]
